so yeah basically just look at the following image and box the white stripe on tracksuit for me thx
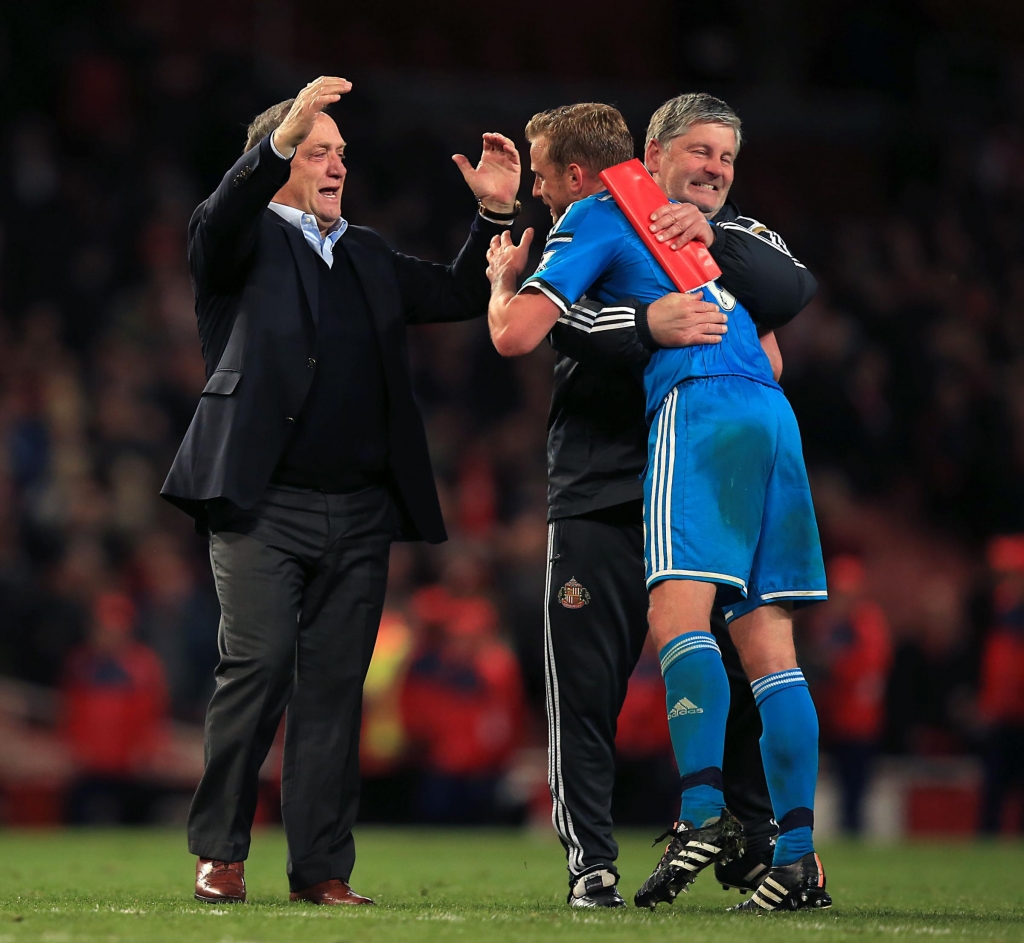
[544,522,585,874]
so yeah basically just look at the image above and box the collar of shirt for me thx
[269,202,348,268]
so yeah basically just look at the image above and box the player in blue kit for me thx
[487,100,830,912]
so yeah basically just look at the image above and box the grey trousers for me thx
[187,483,394,890]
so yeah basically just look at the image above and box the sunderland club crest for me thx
[558,577,591,609]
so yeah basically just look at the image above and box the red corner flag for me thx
[599,159,722,293]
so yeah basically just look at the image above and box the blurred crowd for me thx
[0,1,1023,831]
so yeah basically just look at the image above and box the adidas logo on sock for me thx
[668,697,703,718]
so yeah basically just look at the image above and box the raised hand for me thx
[486,228,535,289]
[649,201,715,250]
[453,133,521,214]
[273,76,353,155]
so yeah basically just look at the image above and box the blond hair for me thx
[525,102,634,173]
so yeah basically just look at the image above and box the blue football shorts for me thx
[643,375,827,621]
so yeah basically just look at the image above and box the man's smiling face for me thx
[645,122,736,218]
[274,113,346,233]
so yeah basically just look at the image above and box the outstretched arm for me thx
[393,132,523,325]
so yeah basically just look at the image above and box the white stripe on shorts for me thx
[650,388,679,575]
[646,568,748,592]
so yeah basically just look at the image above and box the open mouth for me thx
[319,186,340,200]
[691,181,718,192]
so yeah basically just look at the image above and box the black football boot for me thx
[730,851,832,912]
[634,809,745,909]
[714,840,774,894]
[715,829,776,894]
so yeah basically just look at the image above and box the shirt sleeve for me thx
[708,214,817,330]
[548,298,651,385]
[520,200,620,313]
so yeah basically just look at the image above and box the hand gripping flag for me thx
[599,159,722,292]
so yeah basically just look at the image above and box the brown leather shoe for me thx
[195,858,246,903]
[289,879,374,905]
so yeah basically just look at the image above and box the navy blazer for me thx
[161,133,505,542]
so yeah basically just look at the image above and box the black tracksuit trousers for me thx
[544,501,774,883]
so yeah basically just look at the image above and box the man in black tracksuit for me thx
[542,196,817,907]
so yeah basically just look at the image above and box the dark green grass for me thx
[0,828,1022,942]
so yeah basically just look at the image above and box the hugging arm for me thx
[555,213,815,379]
[398,131,523,326]
[708,216,817,331]
[548,292,729,379]
[548,299,652,383]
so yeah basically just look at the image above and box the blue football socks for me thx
[659,632,730,826]
[751,668,819,866]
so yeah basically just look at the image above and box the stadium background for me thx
[1,0,1023,843]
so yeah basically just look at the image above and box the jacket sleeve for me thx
[547,298,651,384]
[550,215,816,365]
[708,215,817,331]
[188,134,294,292]
[391,214,513,326]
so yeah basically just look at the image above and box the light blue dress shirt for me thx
[268,202,348,268]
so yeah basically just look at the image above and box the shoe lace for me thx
[651,820,690,847]
[651,823,684,847]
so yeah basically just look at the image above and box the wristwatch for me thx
[478,200,522,224]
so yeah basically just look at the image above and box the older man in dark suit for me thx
[161,76,524,905]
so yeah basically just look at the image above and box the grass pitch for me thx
[0,829,1022,942]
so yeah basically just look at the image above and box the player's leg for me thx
[544,505,648,907]
[728,603,830,912]
[634,578,747,909]
[636,380,769,908]
[727,388,830,912]
[728,603,815,861]
[713,608,777,892]
[647,579,730,826]
[645,379,773,833]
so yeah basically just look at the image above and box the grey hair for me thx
[244,98,294,153]
[645,93,742,153]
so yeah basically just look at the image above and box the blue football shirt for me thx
[521,192,779,420]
